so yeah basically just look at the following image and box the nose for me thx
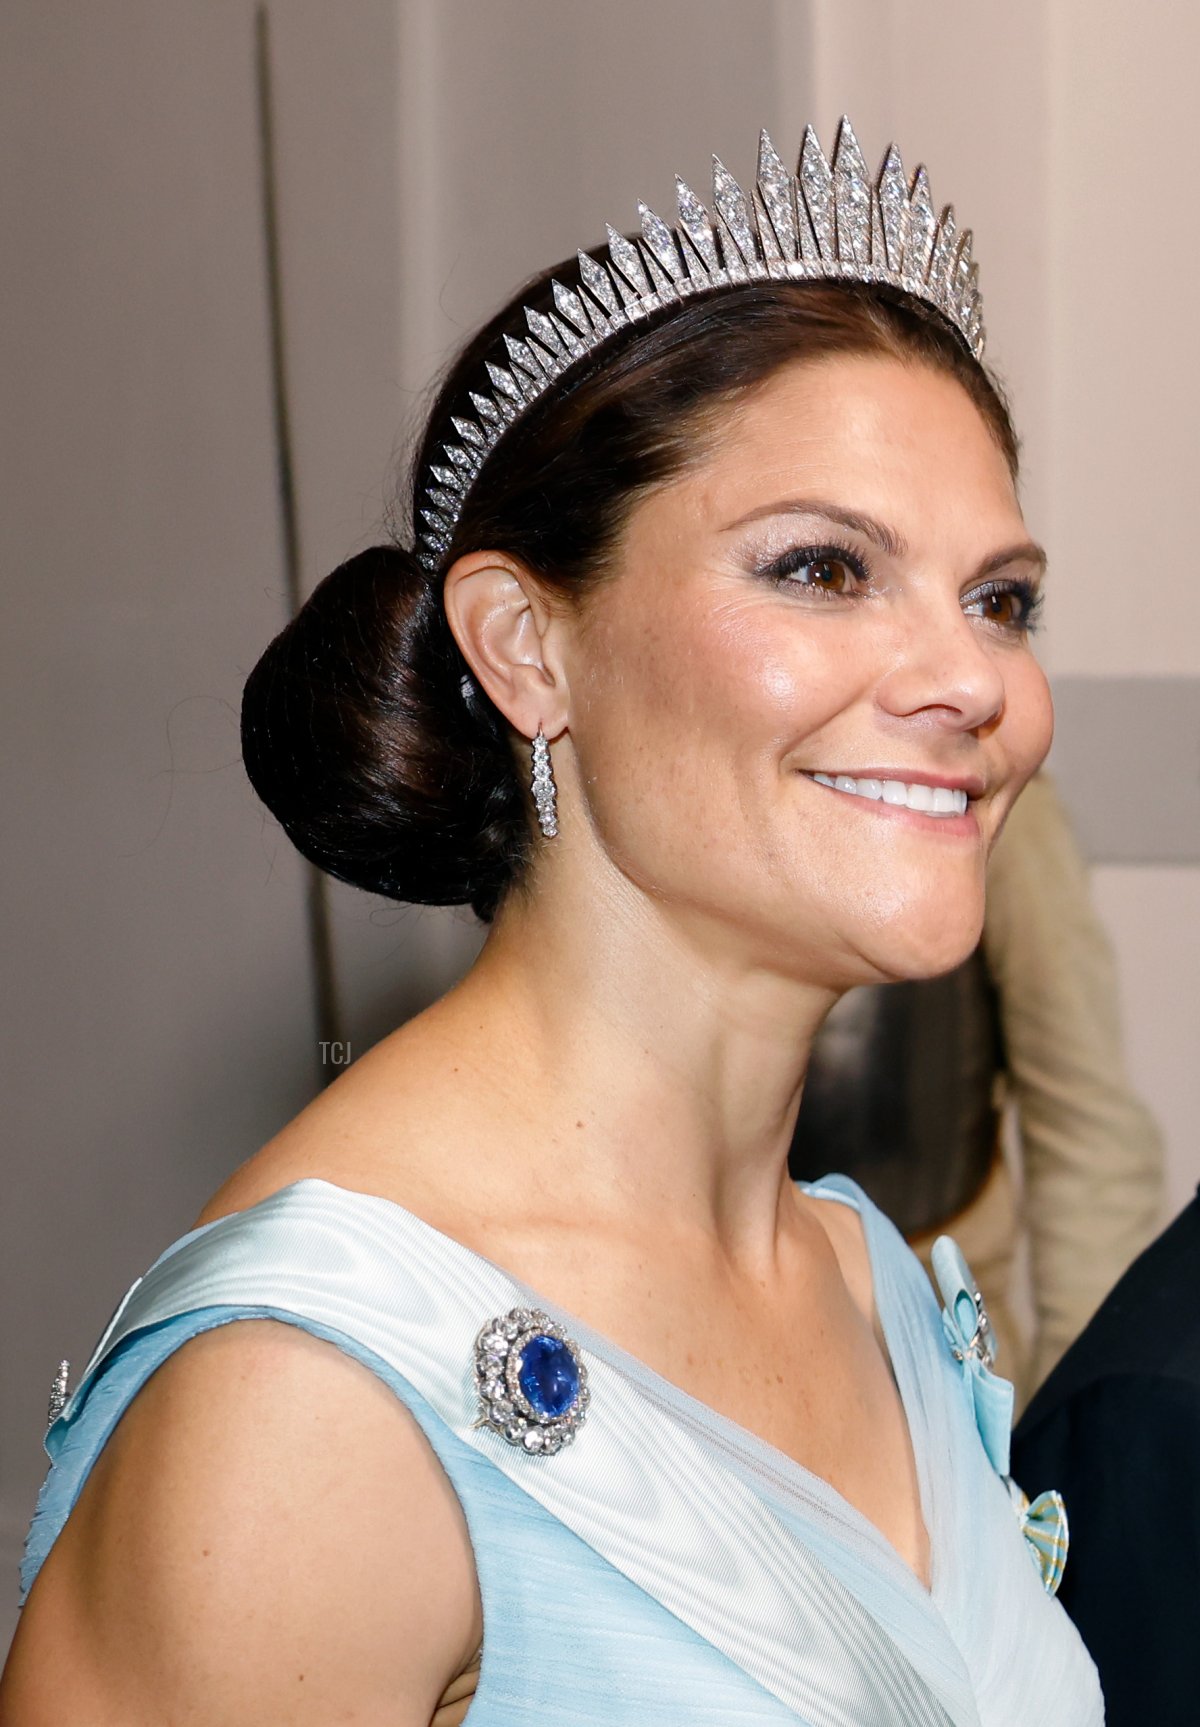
[873,594,1007,736]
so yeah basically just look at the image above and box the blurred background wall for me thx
[3,0,1198,1651]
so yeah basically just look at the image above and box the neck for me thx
[431,855,840,1262]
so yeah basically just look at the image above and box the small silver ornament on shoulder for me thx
[530,727,558,838]
[956,1288,997,1370]
[472,1307,589,1455]
[933,1236,998,1369]
[47,1359,70,1428]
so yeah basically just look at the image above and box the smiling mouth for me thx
[801,771,971,817]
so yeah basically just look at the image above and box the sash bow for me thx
[1006,1481,1069,1596]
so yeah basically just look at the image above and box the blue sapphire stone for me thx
[517,1333,580,1418]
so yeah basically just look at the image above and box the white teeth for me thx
[806,773,968,817]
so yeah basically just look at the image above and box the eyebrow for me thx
[723,497,1048,580]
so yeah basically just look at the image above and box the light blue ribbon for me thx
[931,1237,1070,1594]
[931,1235,1014,1478]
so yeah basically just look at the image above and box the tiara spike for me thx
[552,310,586,357]
[639,203,684,284]
[928,206,959,299]
[524,309,568,362]
[531,335,563,373]
[793,185,821,262]
[831,117,872,270]
[674,177,720,275]
[642,248,679,301]
[451,416,485,450]
[966,275,984,351]
[755,130,799,262]
[469,390,502,429]
[905,166,937,286]
[551,280,592,341]
[485,360,524,407]
[416,122,991,568]
[523,331,564,380]
[577,251,622,320]
[754,190,784,265]
[952,231,975,319]
[876,145,910,275]
[798,126,836,261]
[711,156,758,270]
[606,225,651,301]
[715,218,746,280]
[503,335,543,385]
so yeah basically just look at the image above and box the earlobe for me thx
[442,551,568,739]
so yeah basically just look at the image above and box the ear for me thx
[442,551,569,738]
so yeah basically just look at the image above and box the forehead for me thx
[628,353,1023,555]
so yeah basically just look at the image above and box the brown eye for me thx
[804,558,855,591]
[978,590,1018,624]
[763,544,870,593]
[962,579,1043,634]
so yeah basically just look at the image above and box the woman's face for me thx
[560,352,1053,987]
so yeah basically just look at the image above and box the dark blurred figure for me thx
[1011,1190,1200,1725]
[791,769,1165,1400]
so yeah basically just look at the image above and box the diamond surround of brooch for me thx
[473,1307,589,1455]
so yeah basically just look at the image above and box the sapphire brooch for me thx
[473,1307,589,1454]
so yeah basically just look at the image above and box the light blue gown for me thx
[20,1176,1103,1725]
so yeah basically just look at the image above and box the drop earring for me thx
[531,726,558,838]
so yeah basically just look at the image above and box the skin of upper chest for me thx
[463,1192,932,1589]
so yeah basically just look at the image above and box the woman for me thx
[2,122,1103,1724]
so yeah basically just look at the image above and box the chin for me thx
[866,908,986,984]
[826,874,987,986]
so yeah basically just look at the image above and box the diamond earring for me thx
[531,727,558,838]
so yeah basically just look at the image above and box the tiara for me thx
[418,117,984,571]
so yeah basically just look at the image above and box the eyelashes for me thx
[755,537,1045,636]
[962,578,1045,635]
[758,538,871,593]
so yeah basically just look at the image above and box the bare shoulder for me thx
[195,1009,473,1229]
[3,1319,481,1725]
[798,1187,876,1322]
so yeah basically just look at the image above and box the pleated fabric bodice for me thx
[20,1176,1103,1726]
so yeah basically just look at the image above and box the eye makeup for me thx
[751,534,1045,635]
[961,577,1045,634]
[756,538,873,597]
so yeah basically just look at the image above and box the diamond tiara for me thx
[417,117,984,571]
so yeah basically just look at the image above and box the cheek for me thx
[567,596,876,905]
[577,596,863,779]
[1003,654,1054,782]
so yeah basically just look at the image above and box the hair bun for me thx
[240,544,525,919]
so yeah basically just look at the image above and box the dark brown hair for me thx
[241,264,1018,921]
